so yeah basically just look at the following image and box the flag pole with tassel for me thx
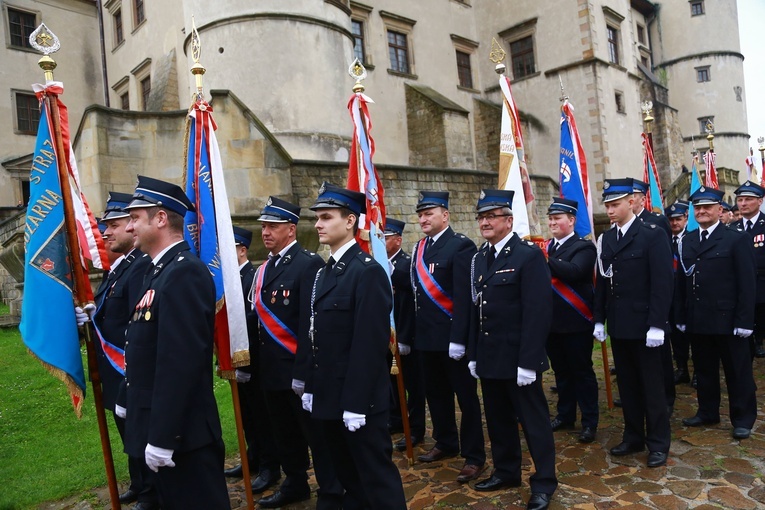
[186,18,254,510]
[30,23,121,509]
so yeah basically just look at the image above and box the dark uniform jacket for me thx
[594,220,673,339]
[638,208,672,240]
[731,212,765,303]
[93,249,151,411]
[390,249,415,345]
[255,243,324,390]
[547,237,596,334]
[306,245,392,420]
[237,261,258,376]
[468,234,552,377]
[123,241,221,458]
[411,226,476,351]
[676,226,756,334]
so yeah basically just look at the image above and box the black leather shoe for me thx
[578,427,596,443]
[417,447,458,463]
[132,503,160,510]
[549,385,558,393]
[118,489,138,504]
[610,367,617,375]
[609,442,644,456]
[550,417,575,431]
[691,373,698,388]
[251,469,281,494]
[473,475,521,492]
[755,340,765,358]
[613,398,622,408]
[673,368,690,384]
[258,490,311,508]
[733,427,751,439]
[682,415,720,427]
[223,464,243,477]
[526,492,551,510]
[394,435,423,452]
[647,451,667,467]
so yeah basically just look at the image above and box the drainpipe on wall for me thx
[96,0,110,107]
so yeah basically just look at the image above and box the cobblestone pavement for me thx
[42,355,765,510]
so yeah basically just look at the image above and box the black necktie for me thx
[549,242,558,256]
[326,256,336,272]
[265,254,280,278]
[701,230,709,243]
[672,235,678,248]
[747,220,753,232]
[617,229,623,242]
[424,237,433,253]
[487,246,496,267]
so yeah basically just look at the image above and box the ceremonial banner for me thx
[559,100,593,238]
[687,155,703,231]
[642,133,664,214]
[703,150,718,190]
[745,148,756,183]
[184,99,249,378]
[498,75,542,241]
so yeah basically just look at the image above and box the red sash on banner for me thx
[551,277,593,322]
[414,239,453,317]
[253,265,298,354]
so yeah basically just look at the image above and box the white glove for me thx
[398,343,411,356]
[448,342,466,360]
[676,324,686,333]
[235,369,251,383]
[517,367,536,387]
[646,326,665,348]
[145,444,175,472]
[74,303,96,326]
[291,379,305,397]
[114,404,126,418]
[593,323,606,342]
[734,328,754,338]
[468,361,478,379]
[342,411,367,432]
[301,393,313,413]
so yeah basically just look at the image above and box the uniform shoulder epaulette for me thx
[301,248,316,256]
[456,233,466,239]
[525,240,535,246]
[357,252,374,264]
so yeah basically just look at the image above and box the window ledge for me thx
[6,45,38,55]
[361,63,375,71]
[112,40,125,53]
[387,69,418,80]
[457,85,480,94]
[510,71,541,84]
[131,19,147,35]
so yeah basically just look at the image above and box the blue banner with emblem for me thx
[20,105,86,415]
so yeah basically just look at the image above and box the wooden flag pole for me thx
[229,381,254,510]
[600,342,614,410]
[37,47,120,508]
[392,349,414,466]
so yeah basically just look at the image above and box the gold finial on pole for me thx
[705,119,715,151]
[190,16,206,100]
[29,23,61,81]
[348,58,367,93]
[490,38,506,75]
[641,100,654,128]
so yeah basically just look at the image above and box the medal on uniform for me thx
[283,290,290,305]
[144,311,151,320]
[271,290,277,304]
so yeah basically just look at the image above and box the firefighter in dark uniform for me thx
[384,218,426,450]
[676,186,757,440]
[544,197,599,444]
[632,179,675,411]
[82,192,156,509]
[467,189,556,510]
[302,183,406,510]
[730,180,765,358]
[593,178,673,468]
[665,201,691,385]
[228,226,281,496]
[249,197,343,509]
[122,176,230,509]
[411,191,486,483]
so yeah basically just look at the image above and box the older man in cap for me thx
[122,175,230,509]
[467,189,556,510]
[665,201,692,385]
[384,218,426,450]
[250,197,342,508]
[226,226,282,496]
[411,190,486,483]
[731,180,765,358]
[78,192,156,508]
[593,178,673,468]
[302,183,406,510]
[676,187,757,440]
[544,197,599,444]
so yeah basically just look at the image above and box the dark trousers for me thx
[114,412,158,504]
[306,416,345,510]
[610,337,671,453]
[388,350,426,439]
[480,378,558,495]
[263,390,310,496]
[155,438,230,510]
[238,378,279,472]
[421,350,485,465]
[751,303,765,357]
[319,415,406,510]
[670,324,690,368]
[690,334,757,428]
[661,339,676,407]
[546,331,599,429]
